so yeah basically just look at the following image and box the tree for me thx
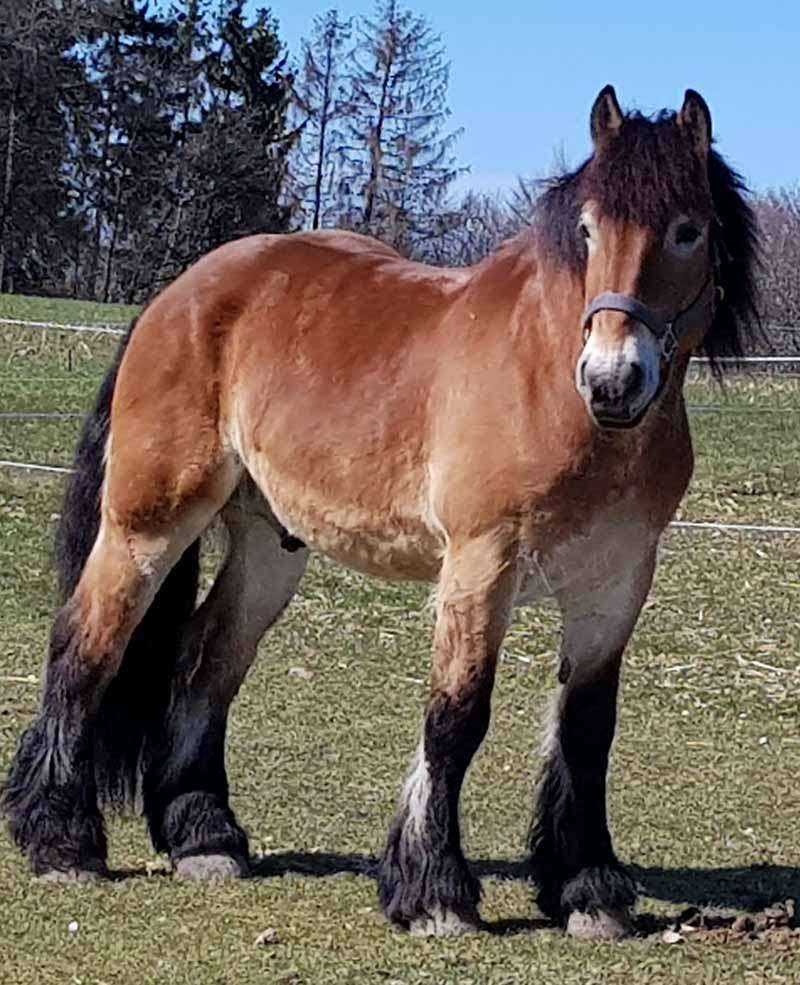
[420,190,516,266]
[338,0,464,254]
[70,1,183,300]
[65,0,293,303]
[754,188,800,338]
[289,9,352,230]
[0,0,90,294]
[0,0,294,304]
[192,1,293,252]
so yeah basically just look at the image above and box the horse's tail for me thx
[55,318,201,808]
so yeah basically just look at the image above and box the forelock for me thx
[584,112,712,230]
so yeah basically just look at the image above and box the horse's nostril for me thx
[584,360,648,419]
[591,380,613,406]
[625,361,644,396]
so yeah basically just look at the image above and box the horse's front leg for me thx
[378,533,518,936]
[529,550,657,940]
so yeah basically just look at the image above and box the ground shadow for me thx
[249,852,549,936]
[247,851,531,883]
[630,863,800,911]
[250,852,800,911]
[112,853,800,935]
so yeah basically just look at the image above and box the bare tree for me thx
[289,10,352,230]
[338,0,464,254]
[754,188,800,343]
[417,191,514,266]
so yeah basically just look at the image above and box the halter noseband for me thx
[581,264,722,363]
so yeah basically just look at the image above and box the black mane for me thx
[533,110,762,372]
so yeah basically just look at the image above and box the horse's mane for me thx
[532,110,762,374]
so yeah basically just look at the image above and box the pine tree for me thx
[63,0,292,303]
[193,1,293,253]
[74,1,182,300]
[0,0,90,294]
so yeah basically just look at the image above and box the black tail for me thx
[55,318,200,807]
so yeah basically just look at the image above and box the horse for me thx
[2,85,759,940]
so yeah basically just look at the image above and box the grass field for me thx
[1,293,799,984]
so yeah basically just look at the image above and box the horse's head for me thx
[564,85,759,430]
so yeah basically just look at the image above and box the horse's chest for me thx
[516,503,654,604]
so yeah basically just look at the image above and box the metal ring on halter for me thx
[659,324,679,362]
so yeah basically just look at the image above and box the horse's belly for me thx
[255,466,443,581]
[305,512,443,581]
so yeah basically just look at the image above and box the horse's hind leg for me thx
[142,487,308,879]
[528,550,657,939]
[2,499,224,880]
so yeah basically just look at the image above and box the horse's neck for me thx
[467,243,585,385]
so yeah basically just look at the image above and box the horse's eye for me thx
[579,222,591,240]
[675,223,701,246]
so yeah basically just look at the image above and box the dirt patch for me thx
[640,900,800,948]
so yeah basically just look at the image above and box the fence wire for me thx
[3,316,800,537]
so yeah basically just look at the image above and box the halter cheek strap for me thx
[581,274,719,363]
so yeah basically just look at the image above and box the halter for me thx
[580,246,723,363]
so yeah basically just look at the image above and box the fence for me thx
[2,316,800,537]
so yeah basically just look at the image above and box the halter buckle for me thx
[660,323,679,362]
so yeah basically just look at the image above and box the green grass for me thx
[0,291,139,327]
[0,295,799,984]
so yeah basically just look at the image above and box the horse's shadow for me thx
[115,853,800,935]
[248,853,550,935]
[250,852,800,933]
[249,852,800,904]
[247,852,530,883]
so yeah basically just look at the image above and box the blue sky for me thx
[258,0,799,197]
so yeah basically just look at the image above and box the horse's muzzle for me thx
[578,356,651,429]
[575,317,662,430]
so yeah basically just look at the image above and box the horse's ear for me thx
[677,89,712,158]
[590,84,624,149]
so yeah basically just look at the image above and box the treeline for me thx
[1,0,798,334]
[1,0,291,303]
[0,0,474,303]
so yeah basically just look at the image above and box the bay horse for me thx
[2,86,759,939]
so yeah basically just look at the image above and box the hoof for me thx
[409,906,483,938]
[174,853,249,881]
[566,908,633,941]
[36,864,109,885]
